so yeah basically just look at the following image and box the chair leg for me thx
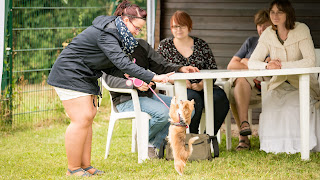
[105,117,117,159]
[225,110,232,150]
[248,109,253,139]
[222,80,232,150]
[137,114,150,163]
[217,130,221,144]
[132,118,137,153]
[199,111,206,134]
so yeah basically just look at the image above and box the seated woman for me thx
[157,10,229,135]
[248,0,320,154]
[103,38,198,159]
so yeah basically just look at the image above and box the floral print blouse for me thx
[157,36,217,83]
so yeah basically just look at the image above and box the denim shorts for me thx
[54,87,91,100]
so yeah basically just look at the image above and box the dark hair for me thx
[114,0,147,20]
[170,11,192,31]
[254,9,270,26]
[269,0,296,30]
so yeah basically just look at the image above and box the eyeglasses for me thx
[171,25,187,30]
[129,19,142,32]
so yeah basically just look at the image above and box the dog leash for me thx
[126,74,190,128]
[127,77,188,128]
[126,58,170,109]
[147,84,170,109]
[170,112,188,128]
[126,77,170,109]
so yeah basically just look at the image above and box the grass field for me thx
[1,91,320,179]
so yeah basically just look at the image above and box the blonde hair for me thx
[254,9,270,26]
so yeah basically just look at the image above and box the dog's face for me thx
[170,96,194,125]
[178,99,194,125]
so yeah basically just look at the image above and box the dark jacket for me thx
[103,38,182,106]
[47,16,155,95]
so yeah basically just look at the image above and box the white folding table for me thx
[171,67,320,160]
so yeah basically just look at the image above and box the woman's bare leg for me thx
[63,95,97,175]
[81,96,98,174]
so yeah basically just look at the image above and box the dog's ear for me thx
[171,96,176,105]
[190,99,195,105]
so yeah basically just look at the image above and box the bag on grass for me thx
[158,133,219,161]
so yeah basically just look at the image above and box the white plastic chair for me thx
[101,79,151,163]
[155,82,175,97]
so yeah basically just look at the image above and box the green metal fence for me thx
[1,0,13,126]
[1,0,147,130]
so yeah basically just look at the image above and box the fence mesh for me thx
[1,0,147,130]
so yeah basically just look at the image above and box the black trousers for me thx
[187,85,230,135]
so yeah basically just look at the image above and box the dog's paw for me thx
[171,96,177,105]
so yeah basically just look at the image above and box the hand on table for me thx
[266,59,282,69]
[179,66,200,73]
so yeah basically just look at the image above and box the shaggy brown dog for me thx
[168,96,198,175]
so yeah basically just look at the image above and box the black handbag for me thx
[159,133,219,161]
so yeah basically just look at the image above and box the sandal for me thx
[83,166,105,175]
[236,140,251,151]
[239,121,252,136]
[67,168,92,177]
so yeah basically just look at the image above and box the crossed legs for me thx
[62,95,98,176]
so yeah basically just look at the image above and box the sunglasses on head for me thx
[122,14,146,20]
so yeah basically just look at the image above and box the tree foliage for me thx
[11,0,147,84]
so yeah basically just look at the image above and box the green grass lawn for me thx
[1,96,320,179]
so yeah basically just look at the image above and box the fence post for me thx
[2,0,13,124]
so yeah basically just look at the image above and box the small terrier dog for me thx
[168,96,198,175]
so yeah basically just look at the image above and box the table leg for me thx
[299,74,310,160]
[203,79,214,136]
[174,80,187,101]
[174,80,190,133]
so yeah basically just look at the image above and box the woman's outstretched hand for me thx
[152,72,175,83]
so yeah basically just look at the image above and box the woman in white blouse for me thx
[248,0,320,154]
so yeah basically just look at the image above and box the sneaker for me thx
[148,147,159,159]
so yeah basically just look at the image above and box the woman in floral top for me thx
[157,10,229,134]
